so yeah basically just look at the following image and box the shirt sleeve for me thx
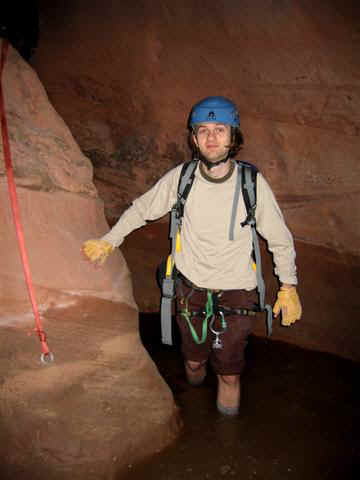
[100,164,183,247]
[255,173,298,285]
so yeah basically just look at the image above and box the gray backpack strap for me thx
[250,216,273,336]
[242,164,273,336]
[161,161,197,345]
[169,161,197,242]
[229,164,242,241]
[161,275,175,345]
[231,163,273,336]
[178,162,197,201]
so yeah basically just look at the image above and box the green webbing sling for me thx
[181,291,214,344]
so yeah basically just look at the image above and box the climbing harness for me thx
[208,288,227,350]
[177,278,258,348]
[0,39,53,364]
[179,288,229,349]
[160,158,273,345]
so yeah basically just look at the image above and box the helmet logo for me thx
[207,111,216,121]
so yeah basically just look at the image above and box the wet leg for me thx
[185,360,207,386]
[216,374,240,415]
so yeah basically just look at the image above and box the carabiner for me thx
[209,311,227,335]
[40,352,54,365]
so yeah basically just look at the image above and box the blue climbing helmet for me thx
[189,96,240,128]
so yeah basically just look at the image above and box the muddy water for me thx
[120,313,359,480]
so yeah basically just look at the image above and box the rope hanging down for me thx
[0,39,53,364]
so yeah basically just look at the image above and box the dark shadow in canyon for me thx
[124,312,360,480]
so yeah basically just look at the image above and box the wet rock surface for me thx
[0,298,180,480]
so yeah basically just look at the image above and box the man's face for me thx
[193,122,231,163]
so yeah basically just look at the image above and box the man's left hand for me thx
[273,286,302,326]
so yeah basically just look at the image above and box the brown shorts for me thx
[176,279,258,375]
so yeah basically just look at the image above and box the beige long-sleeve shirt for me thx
[102,161,297,290]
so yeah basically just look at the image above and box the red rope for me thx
[0,39,52,361]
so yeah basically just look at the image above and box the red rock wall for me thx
[0,45,135,318]
[0,44,179,478]
[31,0,360,361]
[34,0,360,255]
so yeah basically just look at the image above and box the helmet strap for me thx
[195,148,230,170]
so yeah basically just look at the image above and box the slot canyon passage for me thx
[0,1,359,479]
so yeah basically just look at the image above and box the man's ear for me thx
[192,132,198,147]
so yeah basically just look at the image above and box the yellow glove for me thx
[273,286,302,326]
[82,239,114,265]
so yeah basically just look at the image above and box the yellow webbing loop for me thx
[176,231,181,252]
[166,255,173,277]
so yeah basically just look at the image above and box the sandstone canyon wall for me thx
[34,0,360,255]
[32,0,360,362]
[0,44,178,479]
[1,0,359,476]
[0,44,134,318]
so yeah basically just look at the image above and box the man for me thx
[83,96,302,416]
